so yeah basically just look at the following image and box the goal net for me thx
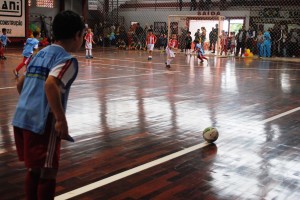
[167,15,225,52]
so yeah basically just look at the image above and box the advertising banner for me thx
[0,0,26,37]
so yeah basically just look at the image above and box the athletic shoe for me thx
[86,56,89,59]
[90,56,93,59]
[166,65,171,68]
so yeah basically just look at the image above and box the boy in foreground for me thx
[12,10,85,200]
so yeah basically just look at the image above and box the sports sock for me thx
[89,49,92,56]
[25,170,40,200]
[166,59,172,65]
[15,57,27,72]
[38,178,56,200]
[86,49,89,56]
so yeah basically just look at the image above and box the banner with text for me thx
[0,0,26,37]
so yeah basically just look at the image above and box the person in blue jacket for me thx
[263,29,272,57]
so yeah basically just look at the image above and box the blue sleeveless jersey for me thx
[22,38,40,57]
[196,43,205,55]
[0,35,8,46]
[12,45,78,134]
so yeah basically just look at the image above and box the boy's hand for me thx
[55,119,74,141]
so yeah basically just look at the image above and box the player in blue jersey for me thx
[13,31,41,77]
[0,28,11,59]
[12,10,85,200]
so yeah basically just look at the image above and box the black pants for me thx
[236,41,245,56]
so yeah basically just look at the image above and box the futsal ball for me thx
[203,127,219,143]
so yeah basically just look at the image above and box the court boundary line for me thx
[55,106,300,200]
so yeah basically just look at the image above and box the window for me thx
[36,0,54,8]
[28,0,54,8]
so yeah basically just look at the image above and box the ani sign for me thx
[0,0,25,37]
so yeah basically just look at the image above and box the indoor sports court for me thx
[1,46,300,199]
[0,0,300,200]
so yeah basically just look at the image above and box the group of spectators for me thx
[90,21,300,58]
[92,21,168,51]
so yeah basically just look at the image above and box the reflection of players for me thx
[200,143,218,160]
[165,34,178,69]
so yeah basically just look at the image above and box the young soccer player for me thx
[146,29,157,60]
[0,28,11,59]
[12,10,85,200]
[85,28,95,58]
[13,31,40,77]
[165,34,178,69]
[219,30,228,56]
[194,40,208,63]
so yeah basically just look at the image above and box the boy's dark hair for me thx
[2,28,6,32]
[52,10,85,40]
[33,31,40,38]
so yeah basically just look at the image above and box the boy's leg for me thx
[38,168,58,200]
[86,49,89,58]
[15,57,28,76]
[0,46,4,57]
[89,49,93,58]
[197,54,204,62]
[25,168,41,200]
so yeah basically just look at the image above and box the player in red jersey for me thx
[165,34,178,68]
[146,29,157,60]
[85,28,95,59]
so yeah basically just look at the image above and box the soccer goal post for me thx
[167,15,225,52]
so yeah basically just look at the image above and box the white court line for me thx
[236,68,300,71]
[55,143,209,200]
[55,106,300,200]
[261,107,300,124]
[0,86,15,90]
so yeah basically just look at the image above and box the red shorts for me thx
[14,114,61,169]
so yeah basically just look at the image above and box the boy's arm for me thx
[45,76,70,140]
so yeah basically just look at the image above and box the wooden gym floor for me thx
[0,47,300,200]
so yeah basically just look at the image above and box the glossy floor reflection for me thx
[0,47,299,200]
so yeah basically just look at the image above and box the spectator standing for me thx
[235,27,247,57]
[211,24,218,53]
